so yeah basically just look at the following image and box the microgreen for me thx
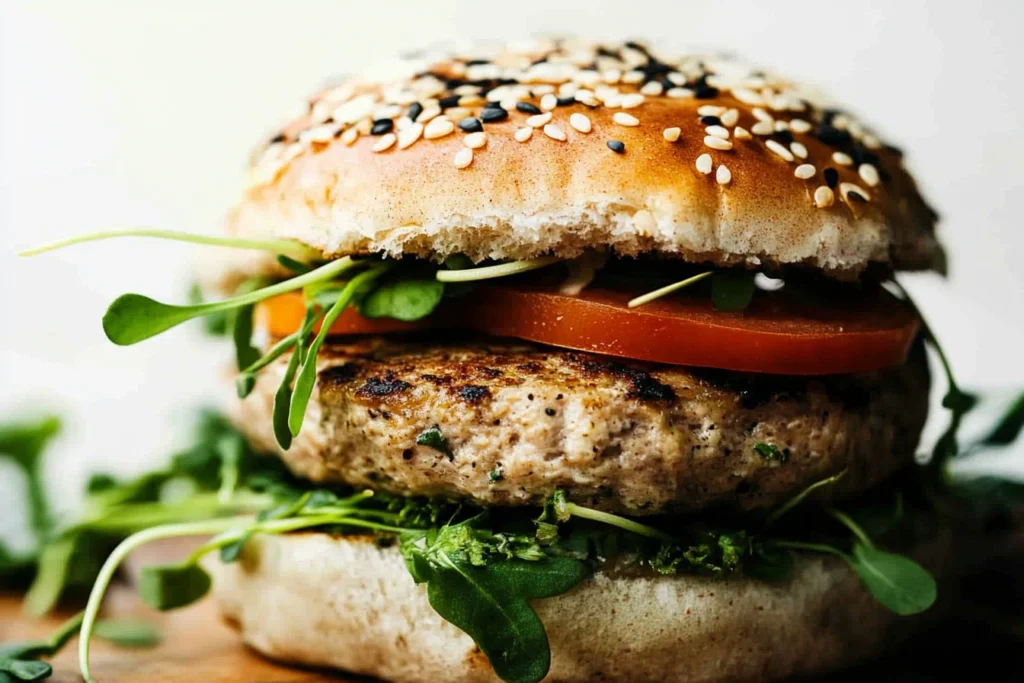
[415,426,453,459]
[626,271,712,308]
[711,271,757,312]
[435,257,560,283]
[91,620,162,649]
[753,442,789,462]
[18,228,317,259]
[358,277,445,321]
[275,254,314,274]
[979,390,1024,446]
[272,303,320,450]
[227,278,268,371]
[102,256,357,346]
[765,469,846,525]
[0,416,61,540]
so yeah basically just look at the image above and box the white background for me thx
[1,0,1022,547]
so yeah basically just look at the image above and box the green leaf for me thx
[358,277,445,322]
[273,339,303,451]
[415,425,452,459]
[228,279,266,371]
[93,619,161,648]
[711,271,756,312]
[847,543,936,616]
[276,254,313,274]
[422,552,588,683]
[102,257,356,346]
[22,536,76,617]
[0,415,61,539]
[288,265,391,438]
[187,283,228,336]
[139,562,212,611]
[981,390,1024,445]
[0,659,51,681]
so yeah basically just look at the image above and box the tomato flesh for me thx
[259,284,919,375]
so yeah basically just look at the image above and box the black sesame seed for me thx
[439,94,460,109]
[816,124,851,147]
[556,96,576,107]
[823,167,839,188]
[480,107,508,123]
[269,133,287,144]
[516,101,542,115]
[485,100,501,109]
[694,85,719,99]
[545,408,557,417]
[700,115,722,126]
[407,102,424,122]
[465,59,491,66]
[772,129,794,144]
[458,117,484,133]
[607,140,626,153]
[370,119,394,136]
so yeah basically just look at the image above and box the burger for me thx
[19,38,1018,683]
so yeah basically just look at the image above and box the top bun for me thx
[229,39,943,278]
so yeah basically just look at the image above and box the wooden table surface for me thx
[0,590,349,683]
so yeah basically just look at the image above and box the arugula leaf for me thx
[416,426,453,459]
[139,562,212,611]
[711,271,756,312]
[417,549,588,683]
[272,304,319,450]
[359,277,446,321]
[848,543,937,615]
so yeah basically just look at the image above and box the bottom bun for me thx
[208,530,954,683]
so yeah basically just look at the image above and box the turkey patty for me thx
[233,336,929,515]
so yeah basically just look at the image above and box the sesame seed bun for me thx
[208,528,957,683]
[217,40,943,285]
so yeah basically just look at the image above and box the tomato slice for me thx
[258,284,920,375]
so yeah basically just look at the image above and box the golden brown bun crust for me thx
[209,530,956,683]
[228,40,943,281]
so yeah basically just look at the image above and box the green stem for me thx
[25,468,51,540]
[435,257,560,283]
[564,502,675,542]
[765,469,847,525]
[627,271,713,308]
[79,517,252,682]
[766,540,849,559]
[828,508,875,548]
[19,229,318,259]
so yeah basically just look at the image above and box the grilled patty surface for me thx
[233,336,929,515]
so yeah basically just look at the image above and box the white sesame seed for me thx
[569,113,592,133]
[543,123,567,141]
[602,68,622,84]
[696,153,713,175]
[794,164,816,179]
[751,121,774,136]
[790,142,808,159]
[622,70,644,84]
[395,116,413,131]
[862,134,882,150]
[454,147,473,169]
[752,107,773,123]
[765,139,795,162]
[840,182,870,202]
[458,95,485,107]
[463,131,486,149]
[514,127,533,142]
[371,133,396,153]
[732,88,764,106]
[424,116,455,139]
[667,72,685,86]
[540,94,558,111]
[639,81,663,96]
[340,127,359,146]
[703,135,733,151]
[575,90,599,106]
[526,112,552,128]
[397,122,424,149]
[620,93,645,109]
[663,127,681,142]
[720,108,740,127]
[716,164,732,185]
[789,118,812,134]
[814,185,835,208]
[532,84,556,96]
[667,87,694,99]
[300,124,339,143]
[858,163,881,187]
[416,106,441,124]
[706,125,730,139]
[832,151,854,166]
[613,112,640,127]
[733,126,752,140]
[697,105,726,117]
